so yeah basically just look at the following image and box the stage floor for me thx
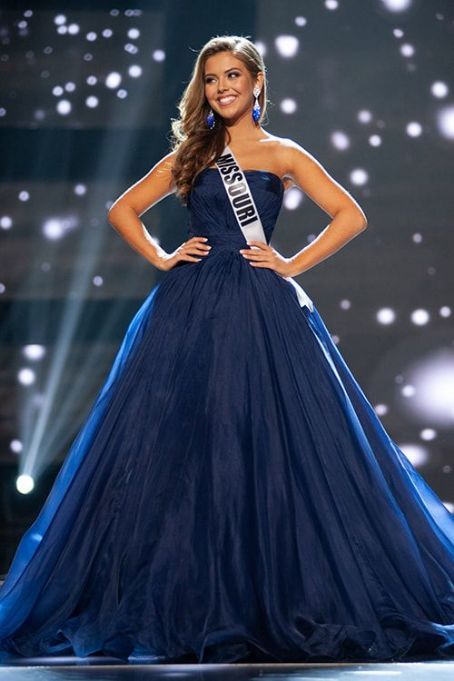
[0,660,454,680]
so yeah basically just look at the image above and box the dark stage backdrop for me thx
[0,0,453,568]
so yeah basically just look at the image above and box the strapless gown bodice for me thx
[186,168,284,248]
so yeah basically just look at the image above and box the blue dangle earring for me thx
[252,85,261,123]
[206,108,215,130]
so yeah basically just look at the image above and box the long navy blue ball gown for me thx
[0,168,453,664]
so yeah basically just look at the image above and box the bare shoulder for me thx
[269,136,367,225]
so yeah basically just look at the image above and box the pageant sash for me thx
[214,146,314,312]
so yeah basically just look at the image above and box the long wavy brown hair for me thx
[169,35,269,205]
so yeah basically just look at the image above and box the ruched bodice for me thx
[186,168,284,249]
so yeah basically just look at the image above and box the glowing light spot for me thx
[431,81,448,98]
[400,43,415,58]
[358,110,373,124]
[411,308,429,325]
[275,35,299,58]
[283,187,304,210]
[16,475,35,494]
[0,216,12,230]
[128,64,142,78]
[436,105,454,140]
[280,98,297,114]
[18,368,36,385]
[398,443,428,468]
[406,121,422,137]
[10,439,23,454]
[420,428,436,441]
[23,344,46,360]
[350,168,368,186]
[56,99,71,115]
[105,72,122,89]
[381,0,413,11]
[376,308,396,325]
[402,384,416,397]
[331,131,350,150]
[86,95,99,108]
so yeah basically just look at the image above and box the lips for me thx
[217,95,237,106]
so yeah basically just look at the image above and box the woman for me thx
[0,35,453,664]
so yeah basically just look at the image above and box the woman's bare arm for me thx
[107,151,177,268]
[282,140,368,277]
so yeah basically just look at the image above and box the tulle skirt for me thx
[1,246,453,662]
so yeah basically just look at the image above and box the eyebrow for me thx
[204,67,242,77]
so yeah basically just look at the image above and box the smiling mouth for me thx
[217,95,237,106]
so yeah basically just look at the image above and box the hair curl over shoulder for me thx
[169,35,269,205]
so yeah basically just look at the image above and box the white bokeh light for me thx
[10,439,23,454]
[411,309,430,325]
[400,43,415,58]
[377,308,396,325]
[1,215,12,230]
[331,131,350,150]
[129,64,142,78]
[23,344,46,360]
[420,428,437,441]
[406,121,422,137]
[283,187,304,211]
[398,443,429,468]
[358,109,373,124]
[402,351,454,426]
[16,474,35,495]
[436,105,454,140]
[350,168,368,186]
[381,0,413,11]
[431,81,448,98]
[280,98,297,114]
[86,95,99,108]
[105,72,122,89]
[18,368,36,386]
[275,35,299,58]
[56,99,71,115]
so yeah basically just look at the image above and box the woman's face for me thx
[203,51,261,123]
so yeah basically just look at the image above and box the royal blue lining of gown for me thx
[0,167,453,664]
